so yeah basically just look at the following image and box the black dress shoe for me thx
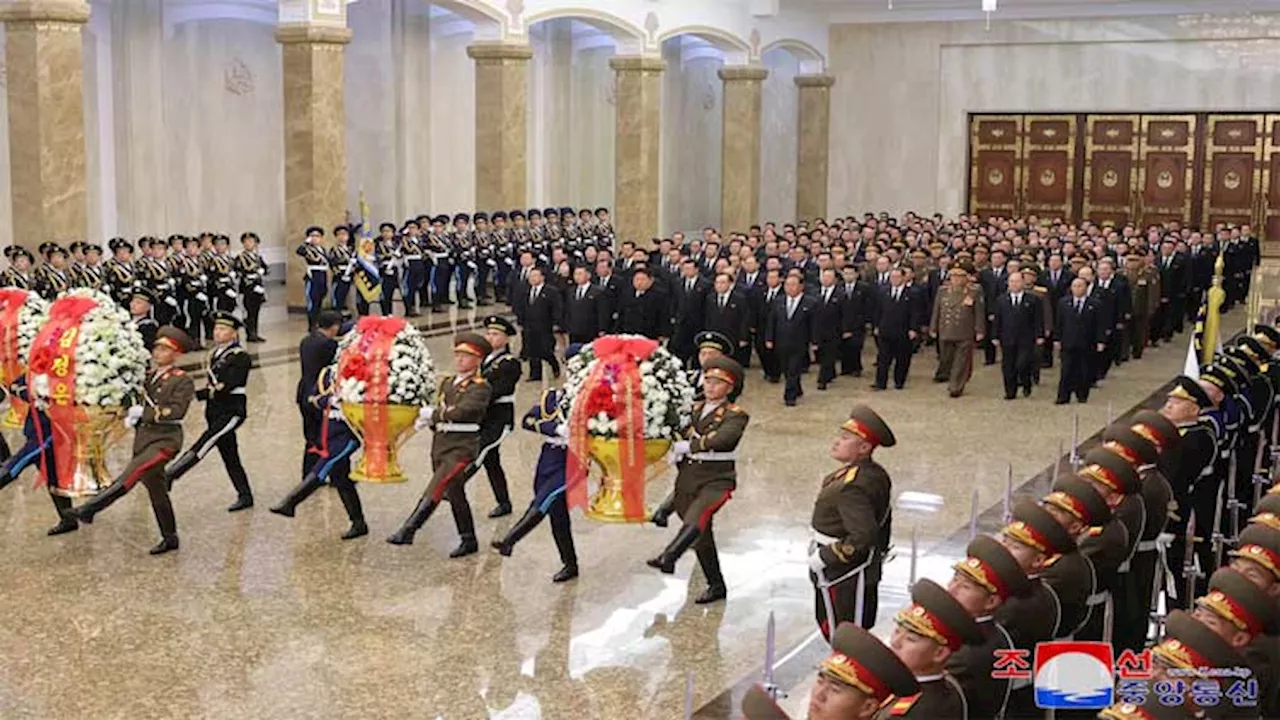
[783,399,797,407]
[247,336,266,344]
[149,536,180,555]
[341,522,369,540]
[268,502,296,518]
[488,502,513,519]
[646,556,676,574]
[817,383,827,391]
[449,537,479,558]
[870,384,886,391]
[47,517,79,536]
[228,496,254,513]
[1005,393,1016,400]
[552,565,579,583]
[1054,398,1069,405]
[949,390,962,398]
[1022,387,1032,397]
[694,585,727,604]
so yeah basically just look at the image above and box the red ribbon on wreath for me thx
[27,296,98,490]
[0,289,31,427]
[337,316,406,477]
[566,335,658,521]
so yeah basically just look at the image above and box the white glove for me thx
[196,293,208,302]
[124,405,144,428]
[672,440,691,457]
[414,406,435,431]
[328,395,341,409]
[554,423,569,439]
[808,548,827,576]
[225,289,237,299]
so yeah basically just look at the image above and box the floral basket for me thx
[26,289,147,497]
[336,316,435,483]
[560,335,695,522]
[0,288,49,429]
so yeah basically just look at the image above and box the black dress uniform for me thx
[205,241,239,337]
[235,234,268,342]
[103,239,136,305]
[0,247,33,289]
[130,286,161,351]
[175,239,209,347]
[73,328,196,555]
[163,312,254,511]
[810,405,896,635]
[647,358,749,605]
[297,227,330,328]
[328,226,355,317]
[454,316,522,518]
[387,333,493,556]
[875,578,981,720]
[1165,377,1220,608]
[34,244,72,301]
[296,325,339,479]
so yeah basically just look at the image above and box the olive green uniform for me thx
[930,283,984,395]
[670,400,749,586]
[426,373,492,532]
[810,460,892,634]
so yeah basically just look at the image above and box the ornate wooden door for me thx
[1083,115,1139,226]
[1138,114,1197,227]
[969,116,1022,218]
[1264,115,1280,244]
[1022,115,1076,221]
[1202,115,1263,234]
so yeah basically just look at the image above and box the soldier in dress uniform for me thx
[686,330,734,402]
[1230,523,1280,718]
[328,224,355,319]
[0,373,75,535]
[809,623,920,720]
[34,243,71,301]
[236,232,268,343]
[943,534,1029,720]
[375,222,402,316]
[205,235,238,341]
[143,236,181,325]
[1148,610,1255,717]
[453,315,522,519]
[72,327,196,555]
[1040,475,1113,638]
[491,211,515,304]
[490,345,582,584]
[452,213,476,310]
[929,261,984,398]
[1073,447,1140,643]
[810,405,897,636]
[1195,566,1277,713]
[1,246,34,289]
[297,225,330,330]
[175,236,209,349]
[400,219,426,317]
[876,578,980,719]
[646,357,749,605]
[1163,375,1221,607]
[472,212,494,306]
[428,215,454,311]
[103,238,136,305]
[129,286,161,351]
[269,364,368,540]
[162,312,254,512]
[78,243,105,291]
[387,333,493,557]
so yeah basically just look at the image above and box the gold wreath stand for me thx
[584,436,672,523]
[341,403,418,484]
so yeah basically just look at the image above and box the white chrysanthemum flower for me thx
[557,335,694,440]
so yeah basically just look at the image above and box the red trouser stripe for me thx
[430,459,471,503]
[122,448,176,490]
[696,490,733,531]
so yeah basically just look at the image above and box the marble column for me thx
[719,65,768,234]
[1,0,90,250]
[610,55,664,247]
[276,23,351,309]
[467,41,532,211]
[795,74,835,222]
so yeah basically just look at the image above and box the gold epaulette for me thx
[843,466,859,484]
[1043,553,1062,567]
[1087,526,1103,537]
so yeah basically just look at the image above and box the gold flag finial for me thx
[1202,247,1226,367]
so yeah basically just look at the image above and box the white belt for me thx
[437,422,480,433]
[229,388,246,396]
[307,265,328,272]
[405,255,423,261]
[812,530,841,546]
[543,438,568,448]
[1086,591,1110,606]
[1137,539,1158,552]
[493,395,515,405]
[686,451,737,462]
[431,253,449,261]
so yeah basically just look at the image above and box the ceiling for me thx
[785,0,1271,23]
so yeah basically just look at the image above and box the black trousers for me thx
[782,347,807,403]
[1058,347,1091,402]
[546,492,577,566]
[756,335,780,380]
[1115,549,1158,652]
[874,333,912,389]
[840,333,865,375]
[300,403,323,478]
[379,272,399,316]
[525,338,560,381]
[812,561,881,639]
[816,338,839,385]
[243,295,264,338]
[172,414,253,500]
[982,318,998,364]
[1000,340,1035,397]
[453,423,512,508]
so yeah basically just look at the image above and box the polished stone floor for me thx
[0,304,1234,719]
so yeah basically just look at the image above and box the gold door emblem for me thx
[1156,170,1175,189]
[991,128,1006,138]
[1223,170,1242,190]
[1227,127,1243,140]
[1105,127,1121,139]
[1102,169,1120,188]
[1040,168,1057,186]
[988,168,1005,186]
[1042,128,1058,138]
[1159,127,1176,139]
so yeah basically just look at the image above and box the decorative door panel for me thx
[969,116,1023,218]
[1023,115,1076,220]
[1203,115,1263,233]
[1138,114,1197,227]
[1263,115,1280,249]
[1084,115,1140,226]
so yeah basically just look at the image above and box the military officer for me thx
[77,243,105,291]
[454,315,523,518]
[297,225,330,329]
[34,243,72,301]
[687,330,735,402]
[236,231,268,343]
[205,235,239,339]
[375,222,402,316]
[162,312,254,512]
[103,238,136,305]
[329,224,355,318]
[810,405,897,636]
[1163,375,1221,607]
[451,213,476,309]
[387,333,493,557]
[72,327,196,555]
[928,261,984,398]
[1040,475,1113,638]
[0,246,34,289]
[1123,248,1160,361]
[138,237,180,325]
[1230,523,1280,718]
[176,236,209,348]
[428,215,454,311]
[808,623,920,720]
[1148,610,1254,717]
[401,219,426,317]
[646,357,750,605]
[876,578,980,719]
[129,286,161,350]
[1072,447,1140,643]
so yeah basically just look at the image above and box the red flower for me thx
[28,345,53,375]
[339,351,371,383]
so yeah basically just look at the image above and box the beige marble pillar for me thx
[610,56,665,248]
[467,42,532,211]
[719,65,768,234]
[795,74,835,222]
[1,0,90,250]
[276,24,351,309]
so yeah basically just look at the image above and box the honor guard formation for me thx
[2,210,1278,720]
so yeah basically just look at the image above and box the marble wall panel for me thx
[660,39,723,236]
[568,44,614,211]
[760,48,798,226]
[0,30,10,249]
[428,28,474,214]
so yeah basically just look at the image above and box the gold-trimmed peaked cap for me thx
[820,623,919,703]
[1044,475,1113,527]
[1169,374,1212,409]
[740,685,792,720]
[1003,496,1077,556]
[702,356,744,397]
[1231,524,1280,581]
[841,404,896,448]
[894,578,983,652]
[483,315,517,337]
[155,327,193,354]
[1080,446,1141,495]
[453,332,492,358]
[1197,567,1276,636]
[1151,610,1247,675]
[952,534,1031,601]
[695,330,733,356]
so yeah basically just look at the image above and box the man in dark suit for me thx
[564,264,609,344]
[763,274,817,407]
[992,271,1044,399]
[520,267,562,381]
[703,271,751,364]
[616,267,666,340]
[979,249,1011,365]
[1055,278,1106,404]
[753,269,784,383]
[592,257,623,332]
[873,268,925,391]
[296,310,342,479]
[670,260,709,363]
[1042,254,1073,369]
[813,268,848,390]
[509,251,537,319]
[1094,259,1131,378]
[737,257,765,367]
[1155,239,1186,343]
[837,265,871,376]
